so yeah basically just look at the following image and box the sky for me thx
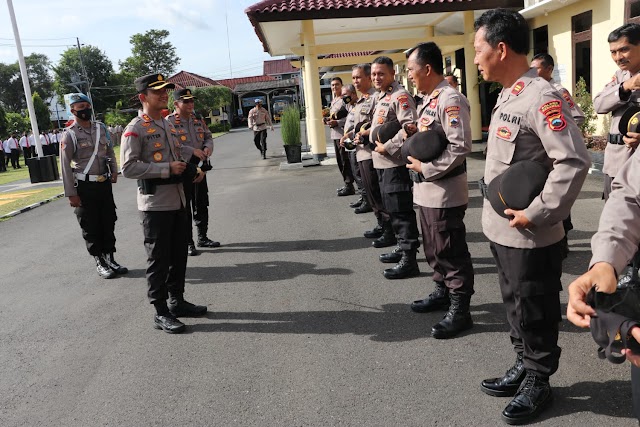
[0,0,279,81]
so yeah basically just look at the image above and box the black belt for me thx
[409,162,466,183]
[138,176,183,187]
[609,134,625,145]
[478,177,489,199]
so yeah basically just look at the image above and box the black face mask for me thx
[74,108,92,121]
[342,95,352,104]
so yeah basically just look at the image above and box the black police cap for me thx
[134,73,175,93]
[370,120,402,145]
[174,88,195,100]
[487,160,549,219]
[330,107,349,121]
[619,105,640,136]
[353,120,371,147]
[400,128,448,164]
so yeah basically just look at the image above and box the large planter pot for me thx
[284,145,302,163]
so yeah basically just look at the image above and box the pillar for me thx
[302,20,327,161]
[463,10,483,143]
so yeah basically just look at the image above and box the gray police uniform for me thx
[483,68,590,378]
[594,69,640,198]
[60,120,118,257]
[370,81,419,252]
[414,80,474,295]
[120,112,189,305]
[329,96,354,187]
[167,112,215,245]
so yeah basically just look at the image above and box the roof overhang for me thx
[519,0,582,20]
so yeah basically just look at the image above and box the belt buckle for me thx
[96,175,106,183]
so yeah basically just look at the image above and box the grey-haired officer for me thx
[60,93,127,279]
[328,77,356,196]
[404,42,475,339]
[248,99,274,159]
[369,56,420,279]
[167,89,219,256]
[474,9,590,424]
[121,74,207,334]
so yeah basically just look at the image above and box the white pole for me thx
[6,0,43,157]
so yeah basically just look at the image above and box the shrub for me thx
[208,122,230,133]
[574,77,597,136]
[281,106,301,145]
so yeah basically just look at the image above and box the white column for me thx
[303,20,327,160]
[463,10,482,142]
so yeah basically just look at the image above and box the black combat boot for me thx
[431,292,472,339]
[104,252,128,275]
[383,251,420,279]
[354,198,373,214]
[188,243,200,256]
[337,183,355,196]
[153,305,186,334]
[364,224,384,239]
[168,294,208,317]
[411,282,450,313]
[501,372,553,425]
[379,245,403,263]
[349,197,364,208]
[94,255,116,279]
[481,354,526,397]
[372,222,396,248]
[197,228,221,248]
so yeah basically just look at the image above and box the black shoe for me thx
[411,282,450,313]
[103,252,128,275]
[372,226,397,248]
[501,372,553,425]
[481,354,526,397]
[380,245,403,263]
[153,314,186,333]
[188,244,199,256]
[94,255,116,279]
[364,225,384,239]
[197,237,221,248]
[262,151,266,159]
[431,293,473,339]
[337,185,355,196]
[354,199,373,214]
[350,197,364,208]
[169,299,208,317]
[384,251,420,280]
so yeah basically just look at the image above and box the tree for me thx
[574,76,596,137]
[119,30,180,79]
[0,105,6,136]
[31,92,51,132]
[191,86,232,117]
[5,112,30,135]
[0,53,53,112]
[104,100,133,127]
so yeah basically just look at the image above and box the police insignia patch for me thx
[445,106,460,116]
[430,89,441,98]
[153,152,163,162]
[560,91,575,108]
[377,117,384,124]
[497,126,512,140]
[170,128,177,133]
[449,116,460,127]
[153,142,162,148]
[199,133,204,139]
[146,128,156,134]
[511,81,525,95]
[429,99,438,109]
[378,109,386,116]
[180,135,187,141]
[124,131,138,138]
[539,100,567,131]
[141,122,151,127]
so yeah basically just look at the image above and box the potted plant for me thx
[281,106,302,163]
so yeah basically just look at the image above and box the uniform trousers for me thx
[348,151,364,193]
[22,147,32,163]
[419,205,474,295]
[10,149,19,168]
[0,150,5,172]
[490,240,563,378]
[254,129,267,152]
[141,208,188,304]
[183,175,210,244]
[74,180,117,256]
[632,365,640,422]
[359,159,389,224]
[377,166,419,251]
[333,139,354,186]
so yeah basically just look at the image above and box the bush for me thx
[574,76,597,136]
[208,122,230,133]
[281,106,301,146]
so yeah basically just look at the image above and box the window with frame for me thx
[572,11,592,93]
[627,0,640,24]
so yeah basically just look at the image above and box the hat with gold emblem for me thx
[134,73,175,92]
[487,160,549,219]
[174,88,195,101]
[619,105,640,136]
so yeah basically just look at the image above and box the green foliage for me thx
[0,105,6,136]
[0,53,53,111]
[601,112,612,137]
[104,100,133,127]
[5,112,30,135]
[192,86,232,117]
[208,122,230,133]
[280,107,301,145]
[119,30,180,79]
[31,92,51,132]
[477,73,502,93]
[574,76,597,136]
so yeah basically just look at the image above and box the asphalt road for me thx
[0,127,636,426]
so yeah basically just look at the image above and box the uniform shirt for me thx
[369,81,418,169]
[329,96,348,140]
[591,147,640,274]
[413,79,471,208]
[40,134,49,146]
[120,113,186,211]
[594,69,640,177]
[60,120,117,197]
[351,87,378,162]
[166,112,214,161]
[483,68,590,248]
[248,106,272,131]
[549,78,585,126]
[6,137,18,150]
[19,136,29,148]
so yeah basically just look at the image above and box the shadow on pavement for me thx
[212,237,372,254]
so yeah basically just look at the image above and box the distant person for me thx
[0,136,6,172]
[19,132,31,163]
[248,99,274,159]
[6,135,20,169]
[444,73,459,90]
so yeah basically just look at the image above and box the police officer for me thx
[404,42,475,339]
[369,56,420,279]
[248,99,274,159]
[167,89,219,256]
[328,77,356,197]
[121,74,207,334]
[566,147,640,424]
[474,9,590,424]
[60,93,127,279]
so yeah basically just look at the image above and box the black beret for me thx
[134,73,175,93]
[370,120,402,145]
[487,160,549,219]
[174,88,195,100]
[619,105,640,136]
[400,128,448,164]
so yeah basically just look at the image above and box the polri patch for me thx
[560,90,575,108]
[511,81,525,95]
[539,100,567,131]
[429,99,438,109]
[496,126,512,140]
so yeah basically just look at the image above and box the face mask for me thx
[74,108,92,121]
[342,95,352,104]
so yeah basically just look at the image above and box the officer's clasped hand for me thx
[170,161,187,175]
